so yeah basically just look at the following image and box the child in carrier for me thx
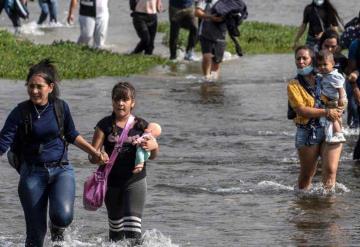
[317,50,347,143]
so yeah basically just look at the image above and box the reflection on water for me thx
[290,196,350,247]
[199,82,224,105]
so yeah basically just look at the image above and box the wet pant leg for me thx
[48,165,75,241]
[93,13,109,48]
[169,6,181,59]
[178,8,197,53]
[18,164,75,246]
[18,165,49,247]
[78,15,95,46]
[37,0,49,24]
[48,0,58,23]
[132,13,157,55]
[145,14,157,55]
[169,19,180,59]
[105,178,147,243]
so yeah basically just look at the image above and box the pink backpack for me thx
[83,115,135,211]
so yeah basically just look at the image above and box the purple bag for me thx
[83,115,135,211]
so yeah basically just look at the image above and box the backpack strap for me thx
[53,98,65,141]
[52,98,68,163]
[313,6,325,33]
[17,100,33,141]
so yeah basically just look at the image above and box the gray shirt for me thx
[195,0,227,41]
[320,69,346,100]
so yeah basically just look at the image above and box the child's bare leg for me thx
[133,163,144,174]
[333,119,342,134]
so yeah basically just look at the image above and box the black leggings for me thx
[131,12,157,55]
[105,178,147,243]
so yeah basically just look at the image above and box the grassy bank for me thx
[0,31,167,80]
[158,21,305,55]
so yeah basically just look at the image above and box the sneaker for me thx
[184,50,197,61]
[327,133,346,144]
[210,71,219,81]
[50,223,65,242]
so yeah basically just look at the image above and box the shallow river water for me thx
[1,0,360,246]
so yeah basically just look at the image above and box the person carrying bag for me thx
[83,115,135,211]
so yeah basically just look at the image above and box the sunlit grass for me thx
[0,30,167,79]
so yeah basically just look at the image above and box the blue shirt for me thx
[348,39,360,61]
[169,0,193,8]
[0,100,79,163]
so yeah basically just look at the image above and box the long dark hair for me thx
[313,0,343,27]
[26,59,60,101]
[318,29,339,50]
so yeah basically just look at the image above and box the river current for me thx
[0,0,360,246]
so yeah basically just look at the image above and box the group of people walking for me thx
[0,0,246,81]
[289,0,360,191]
[2,0,360,245]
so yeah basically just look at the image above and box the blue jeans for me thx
[18,163,75,247]
[37,0,58,24]
[346,79,360,128]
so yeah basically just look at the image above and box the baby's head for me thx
[145,122,162,138]
[316,50,335,74]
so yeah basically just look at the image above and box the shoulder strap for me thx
[104,115,135,176]
[18,100,33,141]
[313,6,325,32]
[296,75,315,97]
[53,98,65,140]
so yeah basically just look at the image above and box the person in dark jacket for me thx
[0,59,108,246]
[168,0,198,60]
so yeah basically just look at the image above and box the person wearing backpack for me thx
[0,59,108,246]
[293,0,343,51]
[288,46,343,191]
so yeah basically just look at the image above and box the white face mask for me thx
[314,0,324,6]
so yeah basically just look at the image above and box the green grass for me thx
[0,30,167,80]
[158,21,306,55]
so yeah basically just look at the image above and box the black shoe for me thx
[50,223,65,242]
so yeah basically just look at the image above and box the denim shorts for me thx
[295,126,325,149]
